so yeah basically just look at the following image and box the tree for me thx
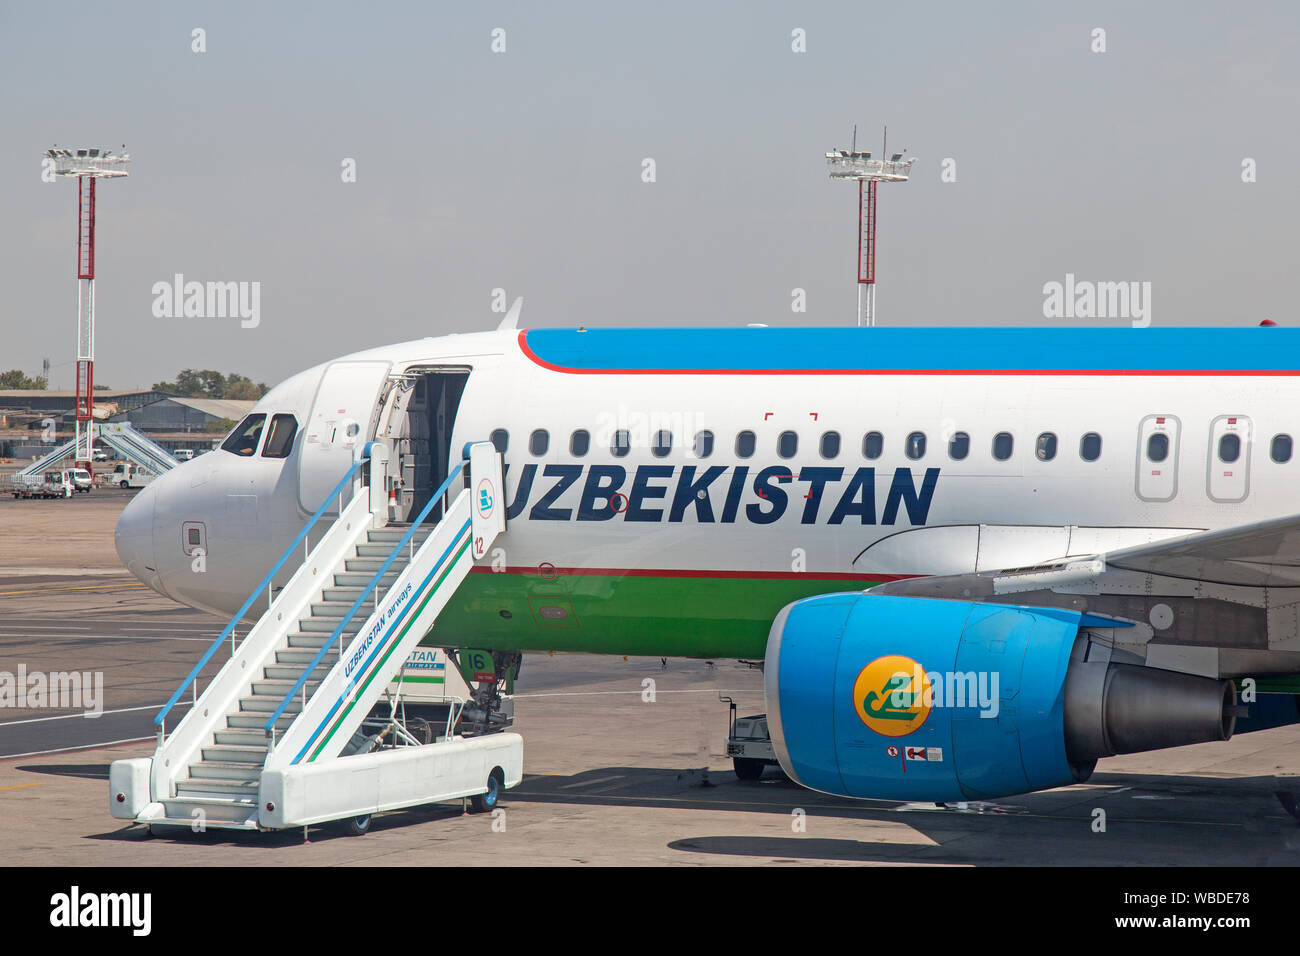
[204,417,238,434]
[223,377,263,401]
[0,370,48,389]
[153,369,269,400]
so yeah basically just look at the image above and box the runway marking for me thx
[0,781,48,792]
[0,583,148,596]
[0,702,177,727]
[507,789,1249,826]
[0,736,153,761]
[0,625,93,631]
[560,775,624,790]
[0,633,219,642]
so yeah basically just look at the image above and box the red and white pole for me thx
[75,176,96,468]
[857,180,877,327]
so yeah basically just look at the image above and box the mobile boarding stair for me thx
[110,440,520,833]
[96,423,178,477]
[11,422,176,481]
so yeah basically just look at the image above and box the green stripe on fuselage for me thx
[426,571,881,659]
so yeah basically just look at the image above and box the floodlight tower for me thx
[46,146,130,468]
[826,132,914,326]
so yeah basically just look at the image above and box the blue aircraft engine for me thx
[764,593,1237,802]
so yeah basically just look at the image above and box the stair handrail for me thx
[263,455,470,742]
[153,446,376,741]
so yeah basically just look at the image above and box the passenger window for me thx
[611,429,631,458]
[992,432,1014,461]
[652,430,673,458]
[863,431,883,460]
[1036,432,1057,461]
[490,429,509,454]
[1218,433,1241,463]
[1272,434,1293,463]
[693,430,714,458]
[906,432,926,460]
[820,431,841,459]
[570,429,590,457]
[261,414,298,459]
[1080,432,1102,461]
[530,429,549,456]
[1146,433,1169,463]
[778,431,798,459]
[948,432,969,461]
[736,430,756,458]
[220,414,267,457]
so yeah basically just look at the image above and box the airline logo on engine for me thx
[853,655,932,737]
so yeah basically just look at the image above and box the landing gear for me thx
[453,650,520,736]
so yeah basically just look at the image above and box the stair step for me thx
[227,711,294,731]
[286,632,331,650]
[201,744,268,764]
[177,777,259,796]
[310,600,358,617]
[212,729,269,746]
[189,760,265,781]
[275,647,340,666]
[345,557,411,574]
[263,662,334,682]
[238,695,303,714]
[161,799,258,827]
[356,542,425,558]
[333,571,401,588]
[251,678,321,697]
[322,586,366,602]
[367,526,433,544]
[299,617,364,635]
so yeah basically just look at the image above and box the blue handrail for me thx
[263,457,469,736]
[154,451,373,731]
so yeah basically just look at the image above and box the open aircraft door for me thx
[298,360,391,513]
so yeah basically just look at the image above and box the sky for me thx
[2,1,1298,389]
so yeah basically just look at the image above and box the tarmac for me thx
[2,491,1300,865]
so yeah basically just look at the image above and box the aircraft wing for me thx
[1100,512,1300,588]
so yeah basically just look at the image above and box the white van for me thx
[173,449,195,461]
[112,463,155,489]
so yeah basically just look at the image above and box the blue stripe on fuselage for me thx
[523,327,1298,373]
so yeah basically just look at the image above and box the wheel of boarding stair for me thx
[120,480,129,489]
[733,757,765,781]
[470,768,504,813]
[343,813,372,836]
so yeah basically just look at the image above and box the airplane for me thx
[114,320,1300,806]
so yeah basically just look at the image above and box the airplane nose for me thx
[115,484,165,595]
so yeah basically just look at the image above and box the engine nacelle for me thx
[765,593,1235,802]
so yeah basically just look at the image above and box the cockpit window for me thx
[261,414,299,459]
[220,414,267,457]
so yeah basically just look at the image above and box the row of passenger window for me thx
[489,428,1108,462]
[1148,432,1294,464]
